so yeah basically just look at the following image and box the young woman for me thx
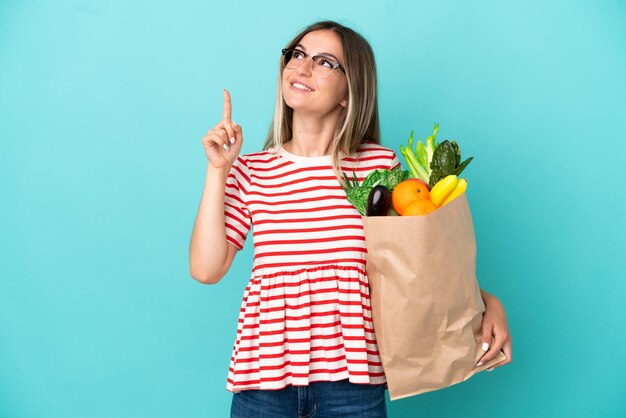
[190,20,512,418]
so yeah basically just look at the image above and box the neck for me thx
[284,108,343,157]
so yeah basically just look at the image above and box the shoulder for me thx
[354,141,398,159]
[236,148,281,170]
[345,141,402,170]
[344,141,401,170]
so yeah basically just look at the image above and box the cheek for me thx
[280,74,292,102]
[326,79,348,102]
[339,82,349,99]
[281,72,288,91]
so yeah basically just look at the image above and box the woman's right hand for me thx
[202,89,243,169]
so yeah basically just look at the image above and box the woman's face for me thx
[281,29,349,117]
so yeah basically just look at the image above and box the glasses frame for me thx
[281,48,346,78]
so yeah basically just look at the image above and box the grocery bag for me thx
[361,193,507,400]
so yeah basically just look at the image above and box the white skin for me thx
[281,29,349,157]
[280,30,512,370]
[201,29,511,371]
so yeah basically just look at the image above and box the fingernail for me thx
[476,361,483,367]
[487,368,494,372]
[482,342,490,351]
[232,121,238,128]
[223,143,229,151]
[230,137,235,144]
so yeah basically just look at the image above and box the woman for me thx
[190,20,512,418]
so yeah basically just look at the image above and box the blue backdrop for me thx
[1,1,625,417]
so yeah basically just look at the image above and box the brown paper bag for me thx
[362,193,507,400]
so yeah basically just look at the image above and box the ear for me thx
[340,97,348,108]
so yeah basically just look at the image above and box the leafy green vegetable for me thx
[429,140,457,188]
[425,124,439,171]
[450,141,461,167]
[399,123,474,188]
[362,168,409,190]
[452,156,474,176]
[342,171,369,215]
[399,123,439,182]
[416,141,428,172]
[342,168,409,215]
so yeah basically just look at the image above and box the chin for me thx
[283,94,311,112]
[282,91,340,116]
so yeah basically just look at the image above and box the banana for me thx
[429,175,458,206]
[442,178,468,206]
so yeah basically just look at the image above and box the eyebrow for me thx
[295,43,341,63]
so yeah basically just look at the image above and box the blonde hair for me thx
[263,21,380,187]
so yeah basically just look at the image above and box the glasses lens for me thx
[283,49,300,69]
[312,57,335,78]
[282,49,339,77]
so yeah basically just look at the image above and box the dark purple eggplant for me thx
[366,185,390,216]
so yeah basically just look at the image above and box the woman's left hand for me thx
[476,290,512,371]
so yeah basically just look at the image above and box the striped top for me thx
[224,141,401,392]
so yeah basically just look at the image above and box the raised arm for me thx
[189,89,244,284]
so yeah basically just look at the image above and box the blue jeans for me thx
[230,379,387,417]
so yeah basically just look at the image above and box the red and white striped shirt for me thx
[224,141,401,392]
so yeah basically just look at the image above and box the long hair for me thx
[263,21,380,186]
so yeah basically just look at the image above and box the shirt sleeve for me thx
[389,150,402,170]
[224,156,252,250]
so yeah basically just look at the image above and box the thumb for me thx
[476,325,493,366]
[481,326,493,353]
[231,121,243,143]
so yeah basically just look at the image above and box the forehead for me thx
[298,30,344,60]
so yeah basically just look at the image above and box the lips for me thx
[290,79,314,92]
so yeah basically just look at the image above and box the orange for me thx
[392,179,430,215]
[402,198,438,216]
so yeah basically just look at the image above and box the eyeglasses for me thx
[281,48,346,78]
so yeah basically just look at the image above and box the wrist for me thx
[481,289,493,306]
[207,162,230,177]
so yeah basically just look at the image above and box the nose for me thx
[294,56,313,76]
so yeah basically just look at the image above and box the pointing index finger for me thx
[222,88,232,121]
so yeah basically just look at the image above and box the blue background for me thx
[1,0,625,417]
